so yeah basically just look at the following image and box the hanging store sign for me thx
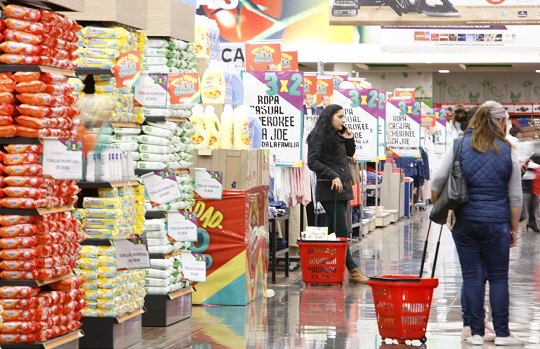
[168,73,201,105]
[245,41,282,71]
[42,139,83,180]
[113,51,141,88]
[141,169,182,207]
[386,100,421,158]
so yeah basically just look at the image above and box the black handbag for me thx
[430,135,469,224]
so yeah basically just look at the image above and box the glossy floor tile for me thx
[138,210,540,349]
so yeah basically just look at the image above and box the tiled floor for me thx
[137,210,540,349]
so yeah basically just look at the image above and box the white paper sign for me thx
[194,169,223,200]
[134,74,168,108]
[42,139,83,180]
[181,251,206,282]
[141,169,182,206]
[167,211,198,242]
[434,119,447,155]
[114,238,150,270]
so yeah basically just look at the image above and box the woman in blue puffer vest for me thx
[431,101,523,346]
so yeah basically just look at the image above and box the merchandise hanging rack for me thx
[0,329,84,349]
[0,205,74,216]
[0,65,76,77]
[0,0,84,12]
[0,272,73,287]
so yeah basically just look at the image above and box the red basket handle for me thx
[369,277,422,283]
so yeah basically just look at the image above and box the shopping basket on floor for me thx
[297,238,350,286]
[368,221,443,344]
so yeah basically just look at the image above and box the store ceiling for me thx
[299,62,539,73]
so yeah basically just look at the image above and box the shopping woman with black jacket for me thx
[306,104,368,284]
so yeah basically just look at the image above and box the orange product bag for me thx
[35,232,64,245]
[0,248,38,260]
[3,152,41,165]
[0,197,47,209]
[0,224,37,237]
[0,115,14,126]
[0,333,37,343]
[50,276,85,291]
[0,260,38,271]
[17,104,50,118]
[40,73,68,84]
[0,176,4,188]
[0,286,40,299]
[5,18,45,34]
[0,125,16,137]
[0,54,40,65]
[0,215,35,226]
[0,41,42,55]
[0,270,41,280]
[15,80,46,93]
[3,5,42,21]
[0,74,16,92]
[0,92,15,104]
[4,176,45,187]
[0,236,37,248]
[3,29,42,45]
[4,144,42,154]
[15,126,40,138]
[16,93,56,106]
[3,187,48,199]
[15,115,55,129]
[13,72,41,83]
[4,164,43,176]
[0,297,41,310]
[45,84,73,95]
[0,321,43,334]
[0,104,16,116]
[0,163,5,175]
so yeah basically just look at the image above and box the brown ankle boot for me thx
[349,268,369,284]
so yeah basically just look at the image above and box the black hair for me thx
[461,106,478,131]
[452,105,468,129]
[509,126,519,137]
[306,104,343,148]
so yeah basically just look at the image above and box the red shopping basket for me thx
[368,275,438,344]
[297,238,350,285]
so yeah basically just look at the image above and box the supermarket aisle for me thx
[135,211,540,349]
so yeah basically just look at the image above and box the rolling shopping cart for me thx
[368,221,443,345]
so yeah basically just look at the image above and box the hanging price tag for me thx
[114,237,150,270]
[181,251,206,282]
[113,51,141,88]
[167,211,198,242]
[42,139,83,180]
[141,169,182,207]
[195,169,223,200]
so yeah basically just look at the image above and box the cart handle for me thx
[368,277,422,283]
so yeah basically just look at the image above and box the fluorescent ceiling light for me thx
[438,70,450,73]
[536,70,540,73]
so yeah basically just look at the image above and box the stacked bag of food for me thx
[79,245,146,317]
[0,277,86,343]
[78,185,144,239]
[0,72,81,139]
[143,218,192,295]
[0,144,80,209]
[67,77,84,100]
[90,75,142,124]
[75,27,144,69]
[0,211,84,281]
[143,39,197,74]
[0,5,80,69]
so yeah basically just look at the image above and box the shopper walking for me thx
[431,101,523,346]
[306,104,368,284]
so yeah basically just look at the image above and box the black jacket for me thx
[307,130,355,202]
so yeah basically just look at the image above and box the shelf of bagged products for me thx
[75,67,113,76]
[142,288,193,327]
[143,116,188,123]
[0,137,43,145]
[0,65,76,76]
[77,180,140,189]
[135,168,189,177]
[0,272,73,287]
[0,205,74,217]
[0,329,84,349]
[149,249,182,260]
[144,211,167,219]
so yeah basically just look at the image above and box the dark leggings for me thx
[320,200,357,271]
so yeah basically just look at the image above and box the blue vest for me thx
[456,132,512,223]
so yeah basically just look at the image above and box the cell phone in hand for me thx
[339,125,347,134]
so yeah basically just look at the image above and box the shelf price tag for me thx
[141,169,182,207]
[42,139,83,180]
[194,169,223,200]
[167,211,198,242]
[134,74,168,108]
[181,251,206,283]
[115,237,150,270]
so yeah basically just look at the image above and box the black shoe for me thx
[527,224,540,232]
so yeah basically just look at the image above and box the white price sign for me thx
[114,238,150,270]
[42,139,83,180]
[181,251,206,282]
[195,169,223,200]
[167,211,198,242]
[134,74,168,108]
[141,169,182,207]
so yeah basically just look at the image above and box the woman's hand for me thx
[331,177,343,193]
[510,231,517,247]
[339,126,353,139]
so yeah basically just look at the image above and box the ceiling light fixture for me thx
[536,70,540,73]
[438,70,450,73]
